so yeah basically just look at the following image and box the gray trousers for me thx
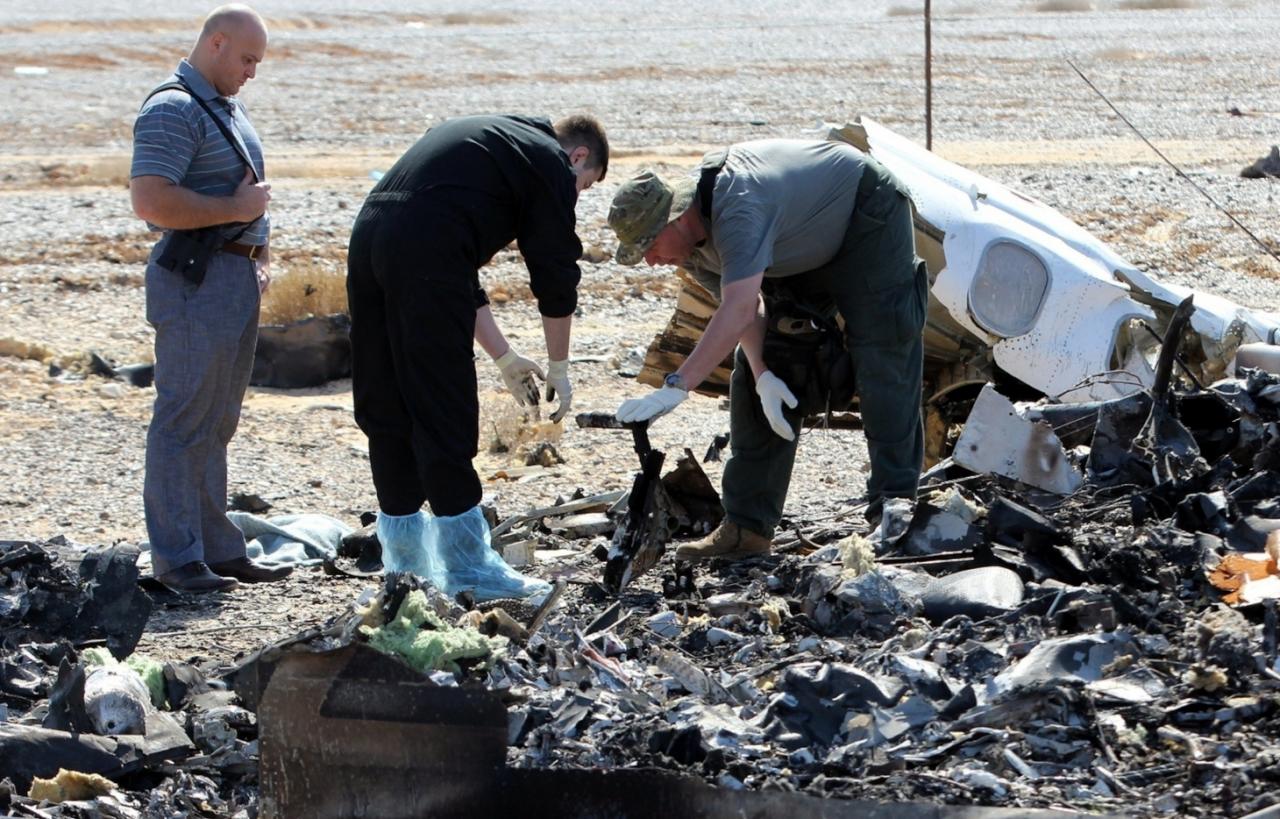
[143,244,260,574]
[721,166,927,537]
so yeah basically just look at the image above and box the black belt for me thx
[222,241,263,260]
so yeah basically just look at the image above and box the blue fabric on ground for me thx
[227,512,351,567]
[140,512,350,571]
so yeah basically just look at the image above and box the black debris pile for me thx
[8,375,1280,817]
[467,366,1280,817]
[250,312,352,389]
[1241,145,1280,179]
[0,540,260,818]
[2,540,151,659]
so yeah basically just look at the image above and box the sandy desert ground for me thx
[1,0,1278,677]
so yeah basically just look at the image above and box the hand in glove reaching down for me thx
[755,370,798,441]
[494,348,544,408]
[545,359,572,423]
[616,385,688,425]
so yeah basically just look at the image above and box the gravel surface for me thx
[1,0,1278,740]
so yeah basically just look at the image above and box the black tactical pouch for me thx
[156,228,224,286]
[762,305,856,420]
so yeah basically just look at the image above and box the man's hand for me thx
[755,370,798,441]
[231,167,271,223]
[255,261,271,294]
[494,348,544,408]
[616,386,687,425]
[545,359,572,422]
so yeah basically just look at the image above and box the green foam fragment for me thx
[126,656,166,708]
[360,590,502,675]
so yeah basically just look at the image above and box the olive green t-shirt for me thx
[686,139,867,296]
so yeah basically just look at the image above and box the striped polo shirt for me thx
[131,59,270,246]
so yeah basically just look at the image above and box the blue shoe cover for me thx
[428,506,552,601]
[376,510,434,578]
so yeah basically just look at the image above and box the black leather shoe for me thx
[157,561,239,594]
[208,556,293,583]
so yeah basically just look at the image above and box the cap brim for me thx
[613,175,697,266]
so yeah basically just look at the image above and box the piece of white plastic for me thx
[953,385,1083,495]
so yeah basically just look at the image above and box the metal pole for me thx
[925,0,933,150]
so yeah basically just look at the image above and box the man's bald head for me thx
[198,4,267,45]
[189,4,268,97]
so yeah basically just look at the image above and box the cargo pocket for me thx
[845,283,918,347]
[852,193,916,296]
[840,200,922,346]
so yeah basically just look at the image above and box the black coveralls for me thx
[347,115,582,517]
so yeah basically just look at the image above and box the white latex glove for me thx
[545,359,572,422]
[616,386,688,424]
[494,348,544,408]
[756,370,798,441]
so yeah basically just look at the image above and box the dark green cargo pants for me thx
[720,159,927,537]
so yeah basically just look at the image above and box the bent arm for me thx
[130,175,243,230]
[676,272,764,389]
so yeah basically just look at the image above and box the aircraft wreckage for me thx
[637,117,1280,469]
[6,119,1280,818]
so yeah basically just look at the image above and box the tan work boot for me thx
[675,521,771,561]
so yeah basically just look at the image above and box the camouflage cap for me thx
[608,170,697,266]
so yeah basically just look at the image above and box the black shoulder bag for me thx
[141,79,260,286]
[760,292,856,422]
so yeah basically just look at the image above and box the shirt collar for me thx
[176,59,222,102]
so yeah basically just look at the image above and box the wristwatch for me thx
[664,372,688,391]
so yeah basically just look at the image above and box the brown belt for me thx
[222,241,264,260]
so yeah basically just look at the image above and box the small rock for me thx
[582,244,611,264]
[612,345,646,378]
[523,441,564,467]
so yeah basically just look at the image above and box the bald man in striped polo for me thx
[130,5,290,593]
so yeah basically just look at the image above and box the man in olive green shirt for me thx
[609,138,927,559]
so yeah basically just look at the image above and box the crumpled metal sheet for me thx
[953,386,1083,494]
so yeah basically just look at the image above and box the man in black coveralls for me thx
[346,114,608,599]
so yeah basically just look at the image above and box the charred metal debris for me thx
[7,330,1280,816]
